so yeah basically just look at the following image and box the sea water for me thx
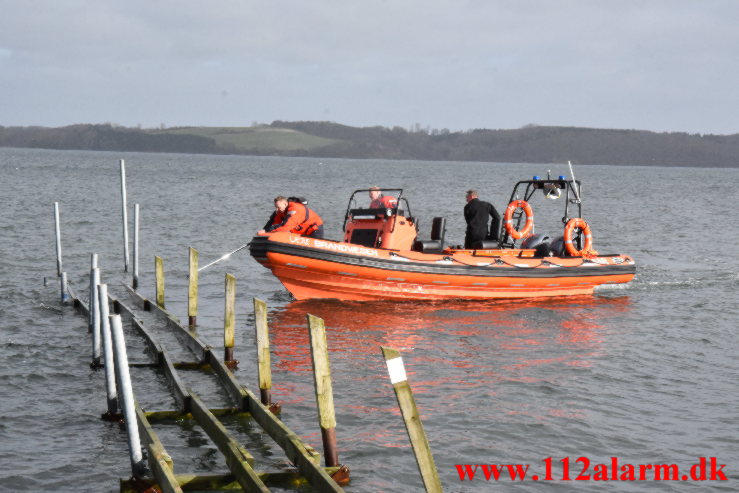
[0,147,737,492]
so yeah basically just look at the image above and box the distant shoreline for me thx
[1,121,737,168]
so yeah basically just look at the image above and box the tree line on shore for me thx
[1,121,737,167]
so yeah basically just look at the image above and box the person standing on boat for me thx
[368,187,398,209]
[258,196,325,238]
[464,189,501,248]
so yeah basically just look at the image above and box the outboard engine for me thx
[521,233,551,258]
[548,235,566,257]
[521,233,551,250]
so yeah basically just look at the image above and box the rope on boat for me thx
[389,251,586,269]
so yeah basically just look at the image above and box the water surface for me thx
[1,148,737,491]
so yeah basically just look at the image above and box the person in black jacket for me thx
[464,189,501,248]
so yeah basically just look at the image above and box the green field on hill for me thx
[150,126,340,152]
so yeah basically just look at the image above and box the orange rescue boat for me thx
[250,180,636,301]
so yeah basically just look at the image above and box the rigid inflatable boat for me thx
[250,179,635,301]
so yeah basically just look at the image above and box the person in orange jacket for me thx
[258,196,324,238]
[368,187,398,209]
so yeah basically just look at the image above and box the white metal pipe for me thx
[90,267,101,365]
[133,204,139,290]
[120,159,130,272]
[98,284,118,414]
[54,202,63,277]
[567,160,582,204]
[91,252,98,269]
[60,272,69,304]
[110,314,144,475]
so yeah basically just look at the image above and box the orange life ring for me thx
[503,200,534,239]
[564,218,593,256]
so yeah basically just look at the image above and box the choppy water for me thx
[1,147,737,492]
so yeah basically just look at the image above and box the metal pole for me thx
[120,159,130,272]
[60,272,69,304]
[54,202,63,277]
[307,314,339,467]
[133,204,139,290]
[88,256,97,331]
[110,314,145,476]
[98,284,118,417]
[90,267,101,366]
[567,160,582,204]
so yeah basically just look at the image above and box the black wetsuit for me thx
[464,198,501,248]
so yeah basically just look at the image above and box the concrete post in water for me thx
[155,256,165,308]
[133,204,139,290]
[223,273,237,368]
[381,346,442,493]
[254,298,273,406]
[54,202,63,277]
[98,283,118,417]
[60,272,70,304]
[307,314,339,467]
[110,314,145,476]
[188,247,198,327]
[120,159,130,272]
[90,267,102,367]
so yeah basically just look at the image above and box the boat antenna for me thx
[567,160,582,204]
[198,242,251,272]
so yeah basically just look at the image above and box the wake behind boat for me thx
[250,177,636,301]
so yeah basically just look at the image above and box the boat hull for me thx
[250,233,636,301]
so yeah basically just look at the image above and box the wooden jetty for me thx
[66,276,349,492]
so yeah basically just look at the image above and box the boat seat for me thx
[430,216,446,242]
[412,216,447,253]
[413,240,442,253]
[470,240,499,250]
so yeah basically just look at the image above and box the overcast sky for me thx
[1,1,737,134]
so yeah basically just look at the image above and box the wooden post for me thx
[90,267,102,367]
[60,272,70,304]
[54,202,63,277]
[155,256,165,308]
[110,314,145,476]
[223,273,236,368]
[381,346,442,493]
[133,204,139,290]
[306,314,339,467]
[188,247,198,327]
[120,159,130,272]
[98,283,118,418]
[253,298,273,406]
